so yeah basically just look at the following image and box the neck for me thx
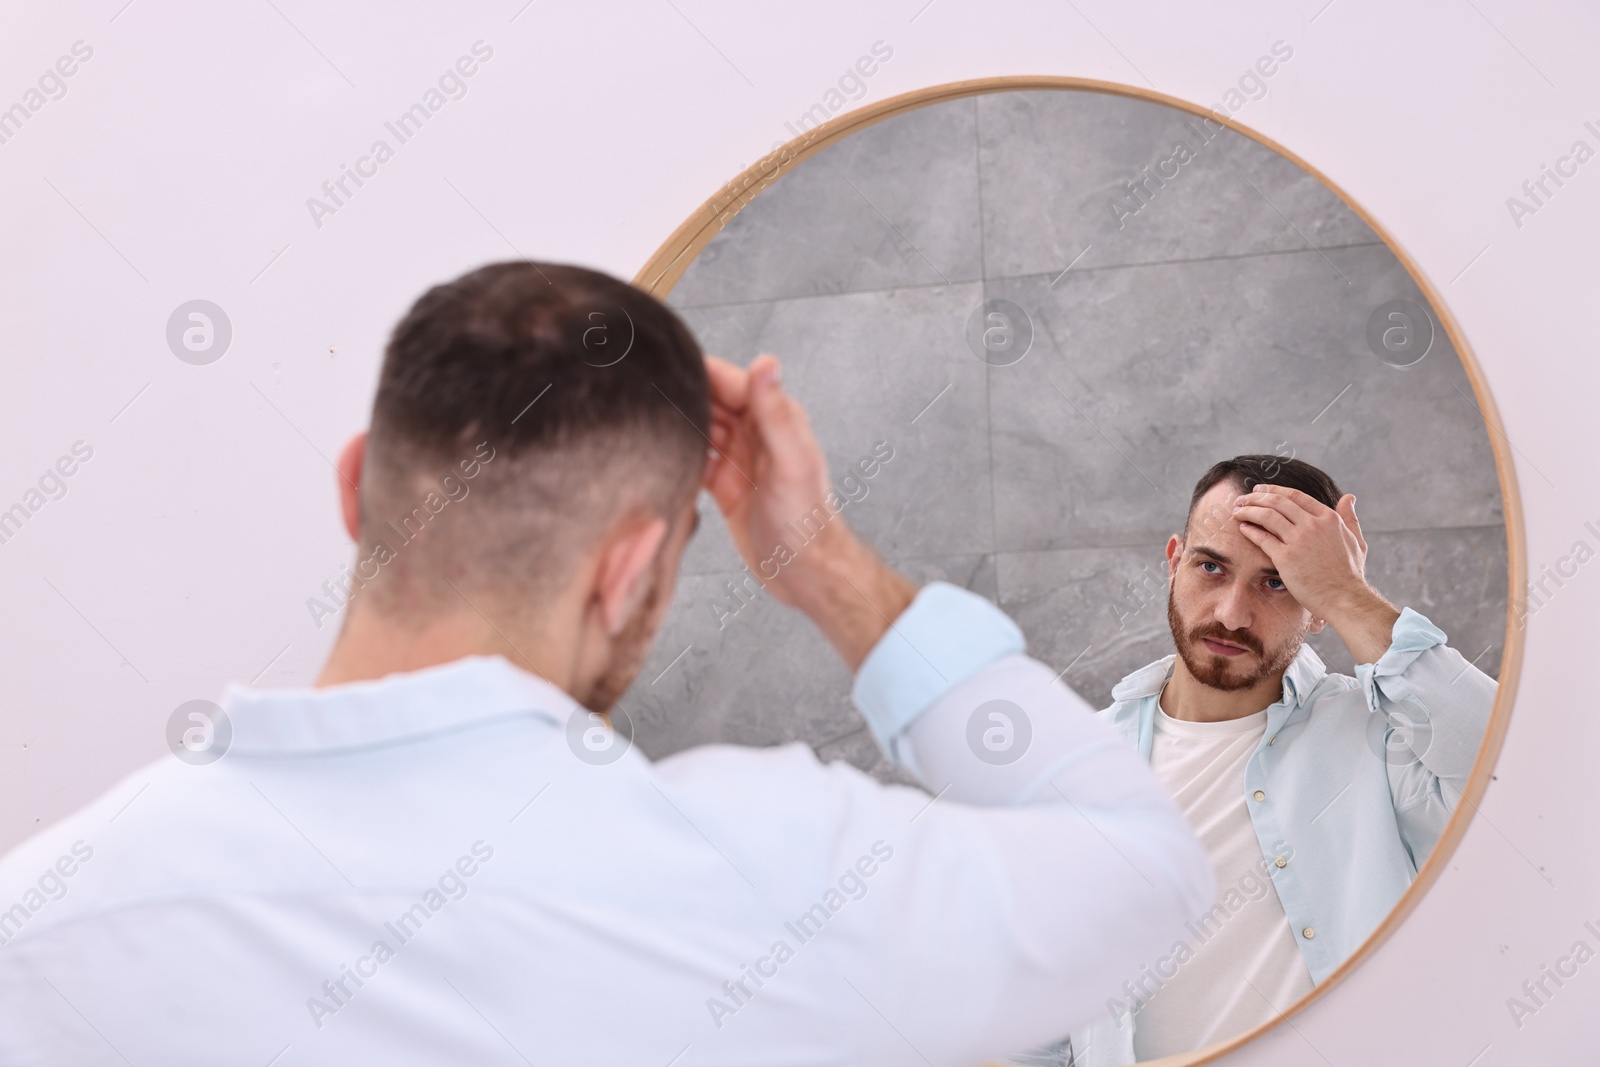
[315,601,571,691]
[1157,654,1286,723]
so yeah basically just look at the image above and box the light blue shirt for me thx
[853,587,1497,1066]
[0,587,1212,1066]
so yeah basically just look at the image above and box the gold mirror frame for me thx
[636,75,1525,1067]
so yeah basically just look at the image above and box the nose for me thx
[1215,579,1254,633]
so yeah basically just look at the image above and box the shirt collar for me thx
[221,655,576,756]
[1281,641,1328,706]
[1111,642,1329,710]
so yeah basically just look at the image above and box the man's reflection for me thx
[1041,454,1496,1066]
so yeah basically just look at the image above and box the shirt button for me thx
[1253,790,1266,801]
[1275,855,1288,868]
[1268,735,1278,745]
[1302,927,1316,939]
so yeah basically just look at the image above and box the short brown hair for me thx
[372,261,708,468]
[360,261,710,612]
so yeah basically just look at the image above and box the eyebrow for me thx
[1188,544,1279,578]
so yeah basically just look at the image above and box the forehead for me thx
[1184,481,1276,570]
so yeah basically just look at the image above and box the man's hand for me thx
[702,354,915,670]
[702,354,834,608]
[1232,484,1400,664]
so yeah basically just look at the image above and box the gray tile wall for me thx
[626,90,1507,780]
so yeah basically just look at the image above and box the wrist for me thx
[788,524,915,671]
[1321,583,1400,665]
[1320,582,1393,628]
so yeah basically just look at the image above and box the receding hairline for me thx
[1181,472,1250,537]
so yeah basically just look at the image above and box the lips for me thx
[1200,636,1251,657]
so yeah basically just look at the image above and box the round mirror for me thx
[623,78,1518,1066]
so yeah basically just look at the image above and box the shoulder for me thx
[1094,654,1172,736]
[1110,654,1174,703]
[0,756,171,873]
[0,756,180,941]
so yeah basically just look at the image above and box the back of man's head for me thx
[358,260,710,621]
[1184,454,1342,537]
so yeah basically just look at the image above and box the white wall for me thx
[0,1,1593,1062]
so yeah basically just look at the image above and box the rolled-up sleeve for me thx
[851,581,1026,764]
[1355,607,1497,862]
[1354,607,1449,712]
[826,582,1214,1060]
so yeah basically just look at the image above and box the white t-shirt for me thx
[1131,704,1314,1061]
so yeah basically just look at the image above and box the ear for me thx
[336,432,366,542]
[1165,534,1183,579]
[592,512,670,637]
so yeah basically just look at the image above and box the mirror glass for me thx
[622,85,1508,1064]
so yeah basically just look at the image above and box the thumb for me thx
[1336,494,1366,549]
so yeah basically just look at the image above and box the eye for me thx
[1199,561,1221,574]
[1265,577,1286,591]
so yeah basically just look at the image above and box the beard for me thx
[580,569,666,715]
[1166,590,1306,692]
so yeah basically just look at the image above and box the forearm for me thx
[788,522,916,672]
[1325,583,1402,665]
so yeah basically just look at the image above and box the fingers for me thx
[1231,494,1304,548]
[1234,484,1321,524]
[702,352,819,500]
[705,354,773,458]
[1236,485,1364,555]
[746,357,823,486]
[705,358,745,460]
[1234,523,1285,568]
[1251,484,1318,508]
[1232,505,1293,545]
[703,355,764,495]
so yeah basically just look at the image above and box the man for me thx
[0,262,1211,1065]
[1000,456,1496,1065]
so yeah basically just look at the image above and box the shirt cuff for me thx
[849,581,1025,754]
[1355,606,1448,712]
